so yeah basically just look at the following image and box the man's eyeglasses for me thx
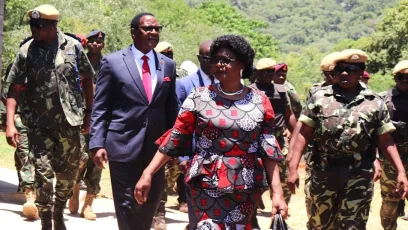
[88,38,104,44]
[396,73,408,81]
[197,55,211,63]
[334,65,362,75]
[29,20,56,29]
[262,69,275,75]
[139,26,163,33]
[210,57,236,66]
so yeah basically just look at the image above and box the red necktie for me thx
[141,56,152,102]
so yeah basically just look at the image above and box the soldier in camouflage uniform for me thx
[68,30,105,221]
[379,60,408,230]
[272,63,302,119]
[5,5,94,230]
[249,58,297,230]
[287,49,408,230]
[2,64,37,220]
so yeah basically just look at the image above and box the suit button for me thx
[142,122,147,127]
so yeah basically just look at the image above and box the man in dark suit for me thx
[89,12,179,230]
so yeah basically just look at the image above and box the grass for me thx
[1,132,408,229]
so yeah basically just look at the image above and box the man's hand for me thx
[287,169,299,194]
[396,172,408,199]
[178,160,191,173]
[6,125,19,148]
[134,172,152,204]
[93,148,108,169]
[373,159,382,182]
[81,112,91,134]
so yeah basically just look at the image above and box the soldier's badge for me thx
[31,10,41,19]
[351,54,360,61]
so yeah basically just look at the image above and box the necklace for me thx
[217,83,244,96]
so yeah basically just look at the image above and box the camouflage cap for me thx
[320,52,341,71]
[155,41,173,53]
[27,4,59,21]
[255,58,276,70]
[335,49,369,63]
[86,30,105,40]
[392,60,408,75]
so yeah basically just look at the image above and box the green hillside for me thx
[187,0,398,53]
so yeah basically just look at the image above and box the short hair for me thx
[130,12,155,29]
[210,35,255,79]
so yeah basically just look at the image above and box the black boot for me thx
[53,207,67,230]
[39,210,52,230]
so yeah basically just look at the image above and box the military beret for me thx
[392,60,408,75]
[335,49,369,63]
[362,71,370,79]
[27,4,59,21]
[274,63,288,72]
[86,30,105,40]
[320,52,341,71]
[255,58,276,70]
[155,42,173,53]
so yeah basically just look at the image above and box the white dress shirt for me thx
[131,44,157,93]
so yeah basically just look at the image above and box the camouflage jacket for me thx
[299,82,395,158]
[284,80,302,118]
[6,29,94,129]
[381,87,408,157]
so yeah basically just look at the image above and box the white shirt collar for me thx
[131,44,155,64]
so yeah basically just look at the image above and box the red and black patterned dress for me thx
[156,85,283,229]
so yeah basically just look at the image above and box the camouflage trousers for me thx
[14,114,35,191]
[28,126,81,211]
[308,167,374,230]
[76,134,102,195]
[304,146,313,225]
[380,159,408,230]
[160,158,186,202]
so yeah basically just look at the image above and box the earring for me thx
[240,69,243,78]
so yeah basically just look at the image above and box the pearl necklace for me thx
[217,83,244,96]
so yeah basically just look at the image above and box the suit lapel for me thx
[151,51,164,103]
[123,46,148,103]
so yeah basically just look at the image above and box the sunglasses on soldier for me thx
[88,38,104,44]
[29,19,57,29]
[334,65,362,75]
[396,73,408,82]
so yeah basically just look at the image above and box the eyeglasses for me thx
[88,38,104,44]
[139,25,163,33]
[210,57,236,66]
[29,20,56,29]
[334,65,362,75]
[197,55,211,63]
[262,69,275,75]
[396,73,408,81]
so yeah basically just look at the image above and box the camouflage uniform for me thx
[76,57,102,196]
[299,82,395,229]
[379,87,408,230]
[6,29,94,211]
[284,80,302,119]
[2,80,34,192]
[303,81,330,221]
[250,82,292,204]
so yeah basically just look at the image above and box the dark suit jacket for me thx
[89,46,179,162]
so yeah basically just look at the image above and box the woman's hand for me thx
[134,172,153,204]
[271,192,288,219]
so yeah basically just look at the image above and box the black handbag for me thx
[269,212,288,230]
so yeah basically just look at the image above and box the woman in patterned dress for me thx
[134,35,288,229]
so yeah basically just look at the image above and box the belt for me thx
[326,155,354,167]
